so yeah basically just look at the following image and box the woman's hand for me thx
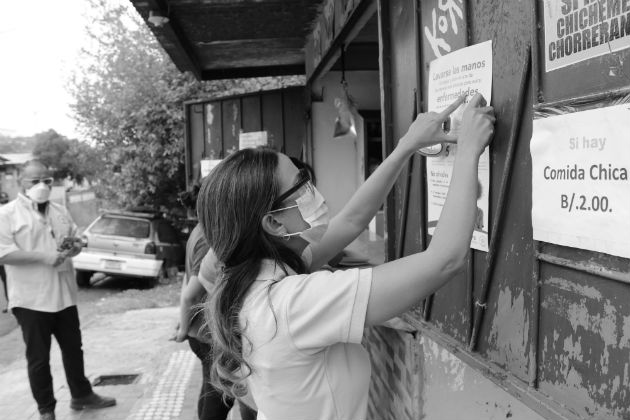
[397,95,466,154]
[457,93,495,158]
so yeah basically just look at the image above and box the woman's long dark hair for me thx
[197,147,305,399]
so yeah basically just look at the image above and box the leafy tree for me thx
[31,129,103,184]
[70,0,303,213]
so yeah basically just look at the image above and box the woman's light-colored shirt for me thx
[242,260,372,420]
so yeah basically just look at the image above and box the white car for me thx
[72,210,185,286]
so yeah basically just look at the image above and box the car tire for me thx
[76,270,93,288]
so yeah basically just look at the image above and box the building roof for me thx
[0,153,33,166]
[128,0,325,81]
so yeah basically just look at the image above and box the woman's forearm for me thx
[367,151,480,325]
[426,152,480,269]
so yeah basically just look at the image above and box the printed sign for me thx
[200,159,222,178]
[531,104,630,258]
[239,131,268,150]
[543,0,630,72]
[426,40,493,252]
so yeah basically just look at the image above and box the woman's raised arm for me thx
[366,93,495,325]
[310,96,467,270]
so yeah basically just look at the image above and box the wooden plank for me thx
[221,99,241,155]
[282,89,306,158]
[205,101,223,159]
[201,64,304,80]
[188,103,206,184]
[468,0,534,384]
[307,0,377,82]
[377,0,396,262]
[241,96,262,133]
[261,91,284,151]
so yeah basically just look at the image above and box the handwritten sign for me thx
[426,40,493,252]
[531,104,630,258]
[239,131,268,150]
[543,0,630,72]
[200,159,222,178]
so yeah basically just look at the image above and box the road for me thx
[0,273,181,367]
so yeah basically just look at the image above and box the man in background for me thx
[0,161,115,420]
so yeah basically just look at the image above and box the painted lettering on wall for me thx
[543,0,630,71]
[424,0,464,58]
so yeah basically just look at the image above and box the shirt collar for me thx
[17,193,49,215]
[256,259,296,282]
[17,193,38,211]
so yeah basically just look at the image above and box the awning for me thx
[129,0,326,80]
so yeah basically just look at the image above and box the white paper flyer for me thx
[426,40,493,252]
[531,104,630,258]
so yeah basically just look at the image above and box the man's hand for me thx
[64,242,83,259]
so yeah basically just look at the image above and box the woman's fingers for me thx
[466,92,487,108]
[438,95,467,120]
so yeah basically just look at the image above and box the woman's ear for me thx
[261,213,287,238]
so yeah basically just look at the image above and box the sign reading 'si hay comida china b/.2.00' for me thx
[530,104,630,258]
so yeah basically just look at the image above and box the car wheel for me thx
[75,270,93,288]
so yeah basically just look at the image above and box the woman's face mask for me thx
[269,181,330,246]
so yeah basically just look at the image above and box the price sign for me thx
[531,104,630,258]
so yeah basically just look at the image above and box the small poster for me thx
[200,159,222,178]
[542,0,630,72]
[426,40,493,252]
[531,104,630,258]
[239,131,268,150]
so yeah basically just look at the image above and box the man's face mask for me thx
[24,178,53,204]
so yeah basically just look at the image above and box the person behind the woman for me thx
[197,93,495,420]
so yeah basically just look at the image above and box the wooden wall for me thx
[184,87,306,187]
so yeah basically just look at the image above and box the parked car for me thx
[72,210,185,286]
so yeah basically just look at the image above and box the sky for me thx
[0,0,91,139]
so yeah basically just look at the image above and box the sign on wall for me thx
[200,159,222,178]
[531,104,630,258]
[426,40,493,252]
[239,131,268,150]
[542,0,630,72]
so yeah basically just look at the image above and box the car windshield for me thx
[89,216,150,239]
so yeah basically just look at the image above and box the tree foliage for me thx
[0,135,36,154]
[31,129,103,183]
[70,0,303,213]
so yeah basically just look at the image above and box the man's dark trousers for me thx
[13,305,92,414]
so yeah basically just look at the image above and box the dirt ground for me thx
[0,272,184,368]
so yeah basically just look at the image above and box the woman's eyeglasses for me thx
[271,168,312,209]
[23,177,54,187]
